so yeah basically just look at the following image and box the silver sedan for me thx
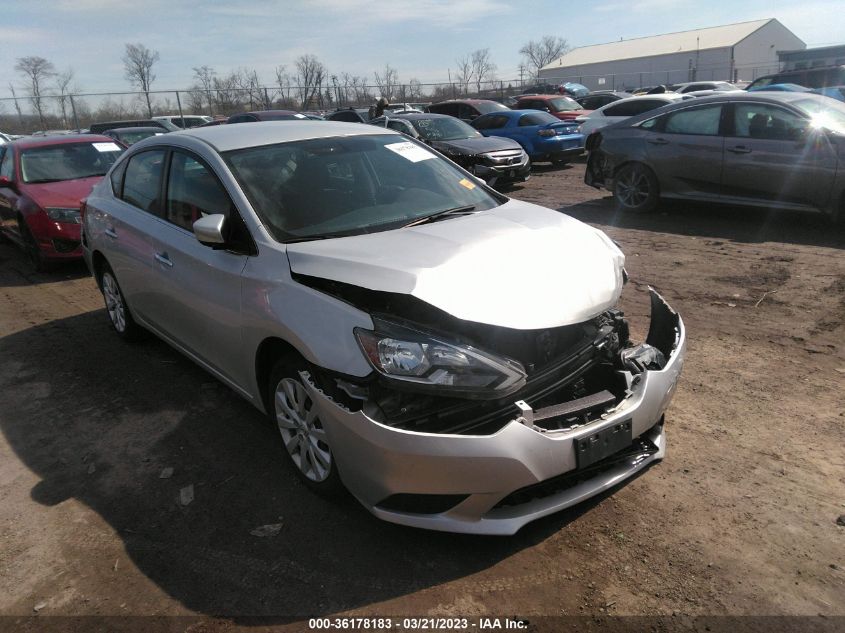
[82,121,685,534]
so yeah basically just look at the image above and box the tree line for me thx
[2,37,569,132]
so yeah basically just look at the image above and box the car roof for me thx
[231,110,302,120]
[432,99,500,105]
[8,134,116,149]
[383,112,456,121]
[107,126,166,133]
[174,120,398,152]
[476,109,548,119]
[516,94,572,101]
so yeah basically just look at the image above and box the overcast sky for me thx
[1,0,842,98]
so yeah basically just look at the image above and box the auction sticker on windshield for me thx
[385,141,434,163]
[92,142,121,153]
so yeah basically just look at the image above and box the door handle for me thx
[647,137,668,145]
[104,227,117,239]
[154,252,173,268]
[728,146,752,154]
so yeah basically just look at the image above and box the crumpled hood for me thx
[286,200,625,330]
[429,135,521,156]
[22,176,102,208]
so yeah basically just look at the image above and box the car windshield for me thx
[411,117,480,141]
[794,98,845,133]
[549,97,581,112]
[474,101,510,114]
[224,134,503,242]
[20,141,124,183]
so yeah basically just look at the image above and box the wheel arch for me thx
[90,250,108,289]
[255,336,303,415]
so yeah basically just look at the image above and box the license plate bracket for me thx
[575,420,633,469]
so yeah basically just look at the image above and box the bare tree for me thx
[470,49,496,94]
[234,68,264,110]
[123,43,159,117]
[348,75,372,106]
[407,78,423,101]
[8,82,25,127]
[54,68,77,128]
[294,54,326,109]
[15,56,55,129]
[275,65,295,107]
[454,54,474,95]
[192,65,216,115]
[373,64,399,100]
[519,36,570,81]
[212,72,241,115]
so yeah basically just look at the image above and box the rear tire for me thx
[614,163,659,213]
[268,354,342,495]
[99,263,142,341]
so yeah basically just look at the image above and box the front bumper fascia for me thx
[304,289,685,535]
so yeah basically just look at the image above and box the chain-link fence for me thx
[0,79,532,134]
[0,60,784,135]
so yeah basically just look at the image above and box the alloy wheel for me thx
[274,377,332,482]
[102,272,126,333]
[616,167,651,208]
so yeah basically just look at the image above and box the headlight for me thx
[46,207,81,223]
[355,319,527,398]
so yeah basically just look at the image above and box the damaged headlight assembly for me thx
[355,319,527,398]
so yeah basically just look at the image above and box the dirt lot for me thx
[1,162,843,631]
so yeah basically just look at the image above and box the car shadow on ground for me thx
[561,197,845,250]
[0,310,641,619]
[0,244,90,288]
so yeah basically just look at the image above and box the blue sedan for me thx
[471,110,585,164]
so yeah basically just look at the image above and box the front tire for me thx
[100,263,141,341]
[614,163,659,213]
[18,219,50,272]
[268,355,341,494]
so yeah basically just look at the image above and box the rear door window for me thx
[732,103,808,140]
[121,150,166,214]
[663,105,723,136]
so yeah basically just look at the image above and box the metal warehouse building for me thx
[538,19,805,91]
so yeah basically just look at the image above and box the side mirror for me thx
[193,213,226,247]
[0,175,15,190]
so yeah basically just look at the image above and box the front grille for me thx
[377,493,469,515]
[492,436,659,509]
[483,149,524,166]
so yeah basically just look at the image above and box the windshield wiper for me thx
[25,178,65,184]
[402,205,477,228]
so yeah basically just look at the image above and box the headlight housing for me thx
[355,319,527,399]
[46,207,81,224]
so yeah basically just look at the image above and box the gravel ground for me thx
[0,162,843,631]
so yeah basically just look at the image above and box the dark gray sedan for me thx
[584,92,845,219]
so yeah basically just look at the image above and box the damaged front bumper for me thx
[304,289,685,535]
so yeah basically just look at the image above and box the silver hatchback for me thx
[82,121,685,535]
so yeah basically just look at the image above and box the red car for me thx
[513,94,592,121]
[0,134,124,270]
